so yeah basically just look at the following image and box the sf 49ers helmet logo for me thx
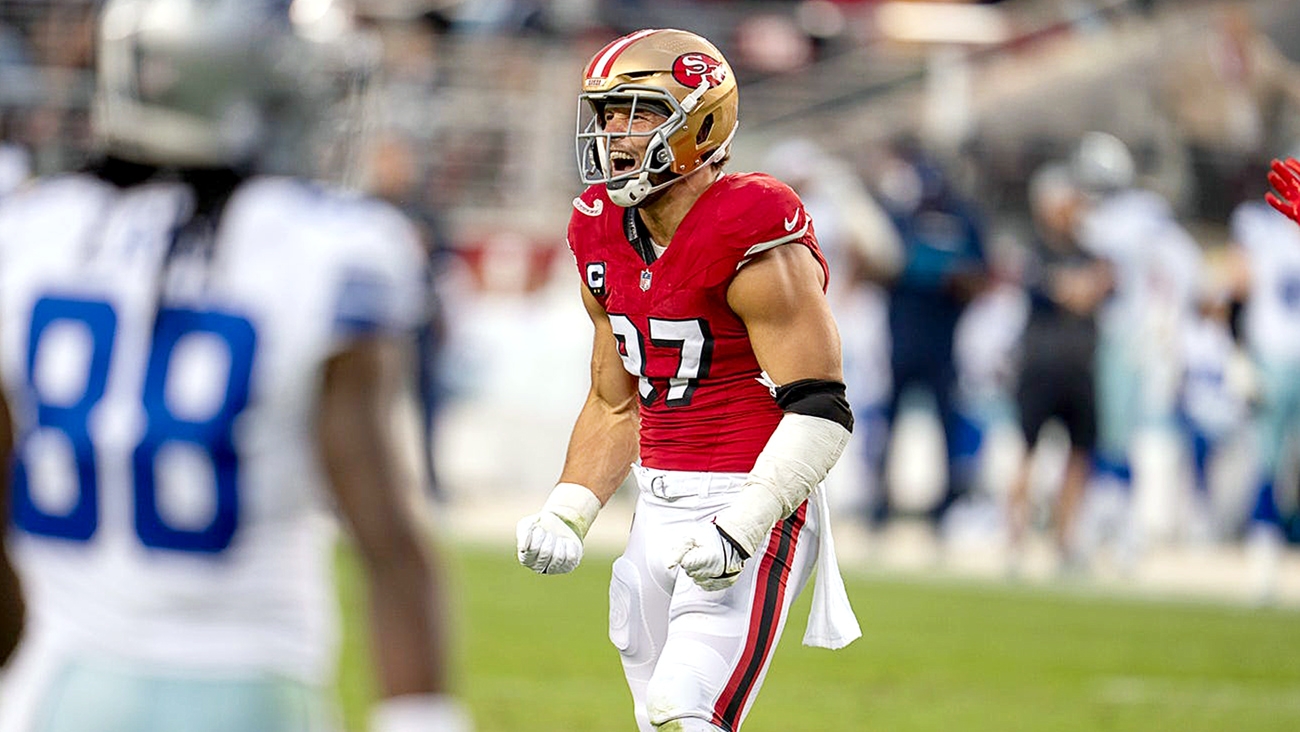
[672,53,727,89]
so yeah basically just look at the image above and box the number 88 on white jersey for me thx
[0,173,426,683]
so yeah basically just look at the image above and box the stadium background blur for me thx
[4,0,1300,729]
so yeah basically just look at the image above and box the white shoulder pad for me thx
[0,174,118,272]
[227,178,428,338]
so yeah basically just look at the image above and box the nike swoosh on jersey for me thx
[574,197,604,217]
[783,209,800,231]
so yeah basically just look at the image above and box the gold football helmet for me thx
[576,29,739,207]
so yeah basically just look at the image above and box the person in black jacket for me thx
[1006,163,1114,572]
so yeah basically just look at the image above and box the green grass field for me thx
[335,542,1300,732]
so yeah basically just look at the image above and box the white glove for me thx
[516,483,602,575]
[668,521,751,591]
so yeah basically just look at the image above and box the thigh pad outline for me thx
[610,556,655,664]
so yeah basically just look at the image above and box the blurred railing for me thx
[2,0,1298,240]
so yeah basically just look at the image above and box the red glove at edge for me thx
[1266,157,1300,226]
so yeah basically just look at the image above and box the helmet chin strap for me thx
[606,174,654,208]
[604,131,672,207]
[607,127,735,208]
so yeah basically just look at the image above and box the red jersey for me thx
[567,172,829,473]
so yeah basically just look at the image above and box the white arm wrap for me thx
[542,482,603,539]
[714,413,851,557]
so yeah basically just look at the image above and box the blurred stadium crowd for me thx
[5,0,1300,603]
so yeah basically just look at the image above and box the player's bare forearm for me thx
[558,388,638,504]
[557,286,640,504]
[319,338,449,697]
[0,388,22,665]
[0,557,21,665]
[363,538,452,696]
[557,345,639,503]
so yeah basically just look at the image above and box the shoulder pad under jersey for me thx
[566,184,621,255]
[0,173,116,258]
[706,173,812,263]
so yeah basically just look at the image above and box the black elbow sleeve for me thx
[773,379,853,433]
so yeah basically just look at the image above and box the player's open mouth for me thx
[610,150,637,173]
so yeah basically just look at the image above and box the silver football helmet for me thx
[93,0,378,179]
[1070,131,1135,196]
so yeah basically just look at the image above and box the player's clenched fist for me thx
[668,522,750,591]
[516,483,602,574]
[516,512,584,574]
[1266,157,1300,227]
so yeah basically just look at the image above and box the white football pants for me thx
[610,465,819,732]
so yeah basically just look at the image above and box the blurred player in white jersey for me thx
[1218,183,1300,601]
[1174,284,1253,545]
[1069,132,1203,566]
[0,1,469,731]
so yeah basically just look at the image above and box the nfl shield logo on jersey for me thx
[640,269,652,291]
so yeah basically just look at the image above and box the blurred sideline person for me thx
[1256,153,1300,600]
[515,29,860,732]
[762,138,901,517]
[870,142,991,528]
[1174,284,1253,545]
[1006,163,1113,572]
[1070,131,1203,568]
[0,2,469,731]
[1218,179,1300,602]
[949,241,1028,532]
[367,131,454,503]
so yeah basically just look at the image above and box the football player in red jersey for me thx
[1266,156,1300,227]
[516,29,861,732]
